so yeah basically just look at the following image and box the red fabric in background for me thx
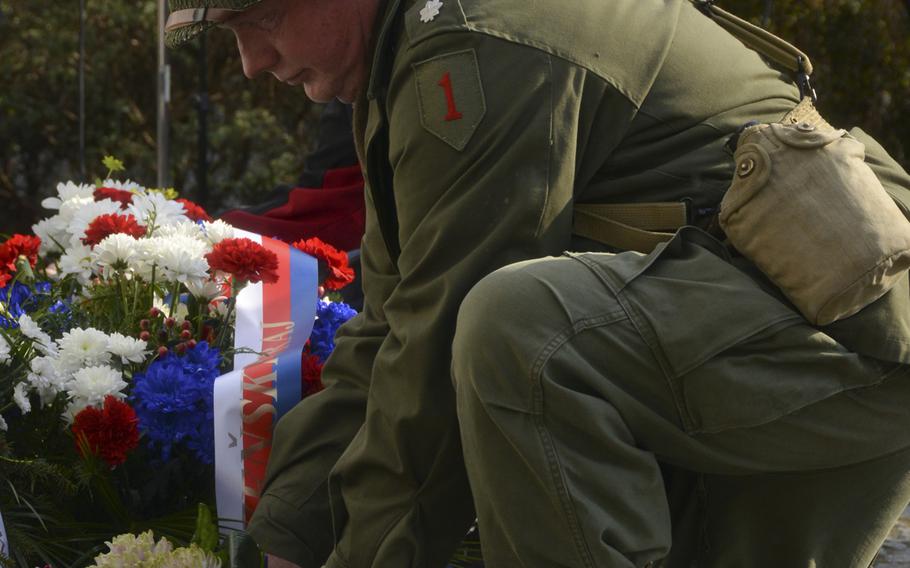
[219,165,366,251]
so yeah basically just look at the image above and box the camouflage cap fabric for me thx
[165,0,262,47]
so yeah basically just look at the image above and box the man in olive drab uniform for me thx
[167,0,910,566]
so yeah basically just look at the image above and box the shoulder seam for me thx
[407,26,642,108]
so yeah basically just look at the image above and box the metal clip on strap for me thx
[692,0,815,100]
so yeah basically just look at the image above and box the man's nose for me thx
[235,34,279,79]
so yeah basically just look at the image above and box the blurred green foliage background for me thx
[0,0,908,233]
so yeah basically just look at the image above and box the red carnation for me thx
[0,234,41,271]
[292,237,355,291]
[83,213,146,246]
[176,198,212,222]
[71,396,140,467]
[0,247,15,277]
[0,272,11,289]
[302,353,324,395]
[93,186,134,209]
[206,238,279,284]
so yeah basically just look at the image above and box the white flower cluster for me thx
[9,319,148,423]
[90,531,221,568]
[33,179,236,290]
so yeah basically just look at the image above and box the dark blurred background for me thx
[0,0,907,234]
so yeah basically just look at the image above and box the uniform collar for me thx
[366,0,405,100]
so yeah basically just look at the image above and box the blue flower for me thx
[0,281,60,327]
[130,343,221,464]
[182,340,223,379]
[310,300,357,363]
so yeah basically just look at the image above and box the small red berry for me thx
[180,330,192,340]
[139,319,150,330]
[139,331,151,342]
[187,339,198,349]
[175,343,187,354]
[149,307,161,318]
[157,346,168,357]
[181,320,192,331]
[164,317,176,328]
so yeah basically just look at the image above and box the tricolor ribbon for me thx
[0,508,7,558]
[214,230,318,532]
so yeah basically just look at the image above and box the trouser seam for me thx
[696,473,710,567]
[534,391,599,568]
[529,313,629,568]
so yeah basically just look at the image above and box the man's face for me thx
[224,0,379,103]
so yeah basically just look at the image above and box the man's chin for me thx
[302,83,335,104]
[302,80,358,104]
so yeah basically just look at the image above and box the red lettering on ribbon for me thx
[242,359,278,520]
[241,236,294,522]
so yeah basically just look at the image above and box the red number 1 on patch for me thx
[438,72,463,122]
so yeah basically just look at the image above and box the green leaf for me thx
[223,530,264,568]
[102,155,125,174]
[191,502,219,552]
[149,187,180,200]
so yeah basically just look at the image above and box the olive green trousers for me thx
[453,231,910,567]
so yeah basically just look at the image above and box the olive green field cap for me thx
[165,0,262,47]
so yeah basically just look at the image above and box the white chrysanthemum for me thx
[129,235,208,283]
[156,220,205,241]
[127,237,161,280]
[99,178,146,193]
[59,244,95,284]
[92,233,140,279]
[185,279,226,302]
[201,220,235,245]
[41,181,96,210]
[91,531,173,567]
[58,196,95,223]
[57,328,112,372]
[28,355,66,406]
[152,235,210,283]
[33,217,69,254]
[0,414,7,432]
[67,199,124,247]
[128,192,188,230]
[91,530,222,568]
[65,365,127,415]
[0,333,10,363]
[18,314,56,355]
[107,332,148,364]
[13,382,31,414]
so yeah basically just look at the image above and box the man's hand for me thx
[266,554,303,568]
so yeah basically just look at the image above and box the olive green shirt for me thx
[252,0,910,565]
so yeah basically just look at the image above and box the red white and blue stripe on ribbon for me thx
[214,229,318,531]
[0,509,7,559]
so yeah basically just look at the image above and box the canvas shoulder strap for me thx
[573,1,815,253]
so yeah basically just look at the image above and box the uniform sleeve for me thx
[326,31,638,567]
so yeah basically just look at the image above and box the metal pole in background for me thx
[79,0,86,178]
[196,30,209,205]
[761,0,773,28]
[157,0,170,188]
